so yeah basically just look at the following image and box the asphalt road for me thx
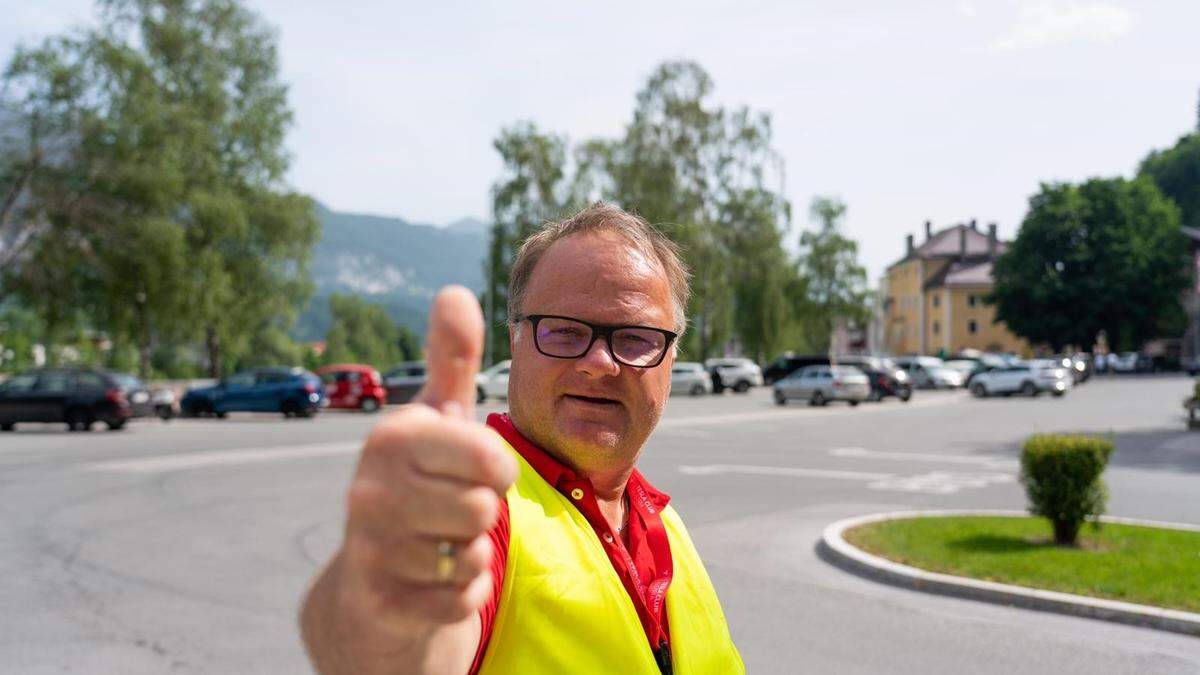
[3,375,1199,673]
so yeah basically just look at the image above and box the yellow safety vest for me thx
[478,441,744,674]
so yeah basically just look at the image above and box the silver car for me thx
[670,362,713,396]
[773,365,870,407]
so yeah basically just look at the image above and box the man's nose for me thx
[576,335,621,377]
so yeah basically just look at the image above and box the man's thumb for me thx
[418,286,485,415]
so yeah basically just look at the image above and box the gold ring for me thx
[435,540,457,582]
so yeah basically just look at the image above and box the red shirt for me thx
[469,413,674,673]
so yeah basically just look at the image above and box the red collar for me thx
[486,412,670,511]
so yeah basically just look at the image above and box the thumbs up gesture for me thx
[301,286,518,675]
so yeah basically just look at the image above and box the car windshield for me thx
[111,373,143,389]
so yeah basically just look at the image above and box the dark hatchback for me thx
[180,366,325,418]
[0,368,151,431]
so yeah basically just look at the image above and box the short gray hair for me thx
[507,202,691,335]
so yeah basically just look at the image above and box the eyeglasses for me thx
[519,314,678,368]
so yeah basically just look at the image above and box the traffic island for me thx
[818,510,1200,637]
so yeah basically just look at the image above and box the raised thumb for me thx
[417,285,485,417]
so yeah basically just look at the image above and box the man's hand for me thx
[301,286,518,675]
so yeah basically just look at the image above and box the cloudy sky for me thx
[3,0,1198,281]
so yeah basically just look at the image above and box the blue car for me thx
[181,367,326,419]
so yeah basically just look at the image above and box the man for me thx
[300,203,743,674]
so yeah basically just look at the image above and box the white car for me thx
[893,356,962,389]
[704,357,763,393]
[969,360,1072,398]
[670,362,713,396]
[773,365,871,406]
[475,360,511,402]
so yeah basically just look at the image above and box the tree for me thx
[322,294,421,369]
[793,196,871,353]
[0,0,318,378]
[485,122,572,365]
[487,61,795,363]
[1140,132,1200,231]
[991,177,1188,352]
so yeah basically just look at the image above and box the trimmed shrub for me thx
[1019,434,1114,546]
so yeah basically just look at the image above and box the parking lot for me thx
[3,375,1199,673]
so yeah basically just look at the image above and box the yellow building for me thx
[882,220,1030,357]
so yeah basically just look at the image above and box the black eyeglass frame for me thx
[518,314,679,369]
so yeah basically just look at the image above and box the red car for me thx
[316,364,386,412]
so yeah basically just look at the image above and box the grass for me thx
[844,516,1200,613]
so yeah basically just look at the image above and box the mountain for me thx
[293,203,488,341]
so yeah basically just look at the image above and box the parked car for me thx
[109,372,159,420]
[0,368,142,431]
[705,357,762,393]
[383,361,427,404]
[1108,352,1139,373]
[476,360,512,402]
[150,386,177,420]
[831,355,911,402]
[763,354,830,384]
[773,365,871,406]
[671,362,713,396]
[969,361,1072,398]
[181,367,325,418]
[893,356,964,389]
[317,364,387,412]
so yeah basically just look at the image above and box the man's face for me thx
[507,231,676,473]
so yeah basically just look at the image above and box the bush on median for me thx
[1019,433,1114,546]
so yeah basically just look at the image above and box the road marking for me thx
[867,471,1014,495]
[829,447,1017,469]
[679,464,892,481]
[82,441,361,474]
[678,463,1014,495]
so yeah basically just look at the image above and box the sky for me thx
[3,0,1198,282]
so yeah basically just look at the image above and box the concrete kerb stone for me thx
[817,509,1200,638]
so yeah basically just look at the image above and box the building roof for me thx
[943,260,995,288]
[890,223,1007,270]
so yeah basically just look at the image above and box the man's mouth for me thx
[563,393,622,407]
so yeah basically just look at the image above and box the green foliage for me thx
[321,294,421,370]
[793,196,871,353]
[0,303,43,372]
[1140,132,1200,231]
[0,0,317,378]
[1019,434,1114,546]
[487,61,798,363]
[991,177,1188,352]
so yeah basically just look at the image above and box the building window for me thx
[968,294,977,307]
[968,319,978,334]
[933,321,941,335]
[932,295,940,308]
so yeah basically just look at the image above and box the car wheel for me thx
[971,383,988,398]
[65,408,91,432]
[690,383,705,396]
[216,410,228,419]
[361,397,381,413]
[156,405,174,421]
[1020,382,1038,397]
[282,401,298,418]
[106,419,126,431]
[849,400,859,407]
[1051,390,1064,398]
[0,422,13,431]
[733,381,750,393]
[773,390,787,406]
[899,389,912,402]
[476,387,486,404]
[811,391,826,407]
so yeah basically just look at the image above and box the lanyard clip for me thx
[656,639,673,675]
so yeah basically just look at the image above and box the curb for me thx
[817,509,1200,638]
